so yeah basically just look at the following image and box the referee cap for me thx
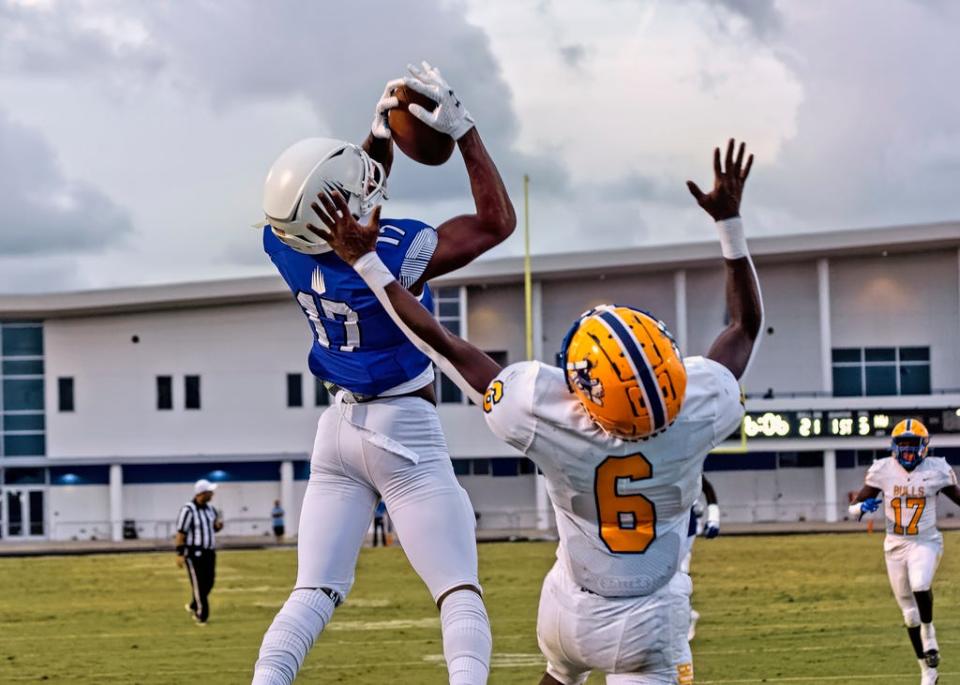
[194,478,218,494]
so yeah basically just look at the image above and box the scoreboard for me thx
[742,408,960,440]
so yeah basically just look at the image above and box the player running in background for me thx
[850,419,960,685]
[252,63,515,685]
[681,475,720,640]
[313,139,763,684]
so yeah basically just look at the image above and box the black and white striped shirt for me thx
[176,501,218,550]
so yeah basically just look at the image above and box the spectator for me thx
[372,499,388,547]
[271,500,285,542]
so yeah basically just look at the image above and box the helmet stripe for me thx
[596,311,667,431]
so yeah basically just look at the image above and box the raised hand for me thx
[402,61,475,140]
[371,78,404,140]
[307,188,381,265]
[687,138,754,222]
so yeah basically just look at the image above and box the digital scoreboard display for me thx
[742,408,960,439]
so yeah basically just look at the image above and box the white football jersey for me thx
[483,356,743,598]
[865,456,957,543]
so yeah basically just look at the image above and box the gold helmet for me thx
[560,305,687,440]
[891,418,930,470]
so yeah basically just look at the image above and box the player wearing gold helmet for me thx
[314,139,763,685]
[850,419,960,685]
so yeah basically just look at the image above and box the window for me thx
[1,322,46,458]
[777,451,824,469]
[831,347,931,397]
[156,375,173,410]
[185,375,201,410]
[434,287,466,404]
[58,377,74,412]
[314,378,330,406]
[287,373,303,408]
[452,459,470,476]
[472,458,491,475]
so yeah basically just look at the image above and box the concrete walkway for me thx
[2,519,958,557]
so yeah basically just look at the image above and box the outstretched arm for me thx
[399,63,516,287]
[687,139,764,380]
[307,191,503,404]
[847,484,882,520]
[940,484,960,508]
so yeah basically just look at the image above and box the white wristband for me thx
[717,217,748,260]
[353,252,395,289]
[706,503,720,525]
[847,502,863,518]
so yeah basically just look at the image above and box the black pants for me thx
[184,549,216,622]
[373,517,387,546]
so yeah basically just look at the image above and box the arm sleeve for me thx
[482,362,539,453]
[176,506,192,535]
[864,460,884,489]
[375,221,439,289]
[398,227,438,289]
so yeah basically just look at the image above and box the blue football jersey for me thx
[264,218,438,397]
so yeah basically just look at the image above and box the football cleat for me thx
[263,138,387,254]
[560,305,686,440]
[891,419,930,471]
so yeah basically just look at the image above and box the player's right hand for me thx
[403,61,475,140]
[686,138,753,222]
[371,78,404,140]
[175,554,185,569]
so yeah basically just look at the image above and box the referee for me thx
[175,479,223,624]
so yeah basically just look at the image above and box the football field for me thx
[1,532,957,684]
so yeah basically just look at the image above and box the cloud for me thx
[0,110,133,256]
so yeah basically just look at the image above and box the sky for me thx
[0,0,958,293]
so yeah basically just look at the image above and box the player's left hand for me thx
[703,521,720,539]
[403,61,475,140]
[687,138,753,222]
[308,190,380,265]
[371,78,404,140]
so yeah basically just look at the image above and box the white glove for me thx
[402,61,475,140]
[371,78,404,140]
[703,504,720,539]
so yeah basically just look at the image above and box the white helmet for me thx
[263,138,387,254]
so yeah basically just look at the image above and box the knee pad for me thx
[902,606,921,628]
[253,588,337,685]
[440,589,491,685]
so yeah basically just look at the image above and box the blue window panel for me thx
[3,413,45,431]
[439,373,463,404]
[50,466,110,485]
[900,347,930,362]
[865,365,897,396]
[3,378,45,411]
[934,448,960,465]
[865,348,896,362]
[492,458,519,477]
[452,459,470,476]
[2,359,44,375]
[831,348,861,363]
[900,365,930,395]
[832,367,862,397]
[472,458,491,475]
[1,325,43,357]
[124,461,283,484]
[836,450,856,468]
[3,467,45,484]
[294,460,311,481]
[3,434,45,456]
[777,452,824,468]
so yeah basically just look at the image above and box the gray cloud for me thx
[559,44,587,69]
[0,110,133,256]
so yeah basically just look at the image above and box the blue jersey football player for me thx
[253,62,515,685]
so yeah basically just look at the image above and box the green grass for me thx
[0,532,957,683]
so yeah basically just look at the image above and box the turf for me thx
[0,532,957,683]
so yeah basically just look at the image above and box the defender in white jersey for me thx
[311,139,763,684]
[850,419,960,685]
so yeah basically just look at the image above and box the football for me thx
[389,85,456,166]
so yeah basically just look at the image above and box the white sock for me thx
[252,588,337,684]
[440,590,492,685]
[921,622,938,652]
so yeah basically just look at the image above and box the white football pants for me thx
[884,536,942,626]
[537,562,694,684]
[253,394,486,684]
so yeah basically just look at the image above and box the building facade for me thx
[1,221,959,541]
